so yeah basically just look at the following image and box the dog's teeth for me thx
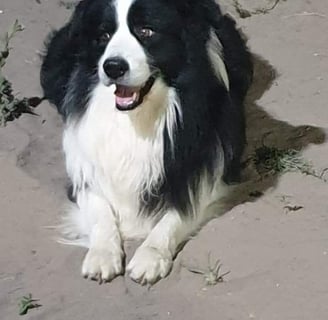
[133,92,139,101]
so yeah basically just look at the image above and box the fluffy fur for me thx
[41,0,253,285]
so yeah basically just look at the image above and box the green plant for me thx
[253,146,312,175]
[18,293,41,316]
[252,144,328,183]
[0,20,41,126]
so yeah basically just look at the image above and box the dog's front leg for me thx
[127,210,195,285]
[80,192,124,282]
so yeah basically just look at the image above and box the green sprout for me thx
[18,293,41,316]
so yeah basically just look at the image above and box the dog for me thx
[40,0,253,285]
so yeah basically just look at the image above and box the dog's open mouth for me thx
[114,76,156,111]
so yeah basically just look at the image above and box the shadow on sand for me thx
[220,53,326,211]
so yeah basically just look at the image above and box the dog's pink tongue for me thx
[116,96,135,106]
[115,85,138,107]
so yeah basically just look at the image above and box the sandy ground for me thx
[1,0,328,319]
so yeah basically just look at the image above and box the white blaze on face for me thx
[98,0,151,87]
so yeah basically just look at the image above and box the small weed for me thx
[252,144,328,183]
[253,146,312,175]
[0,20,41,126]
[18,293,41,316]
[183,252,230,286]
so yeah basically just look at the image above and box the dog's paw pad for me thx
[127,246,172,285]
[82,248,123,282]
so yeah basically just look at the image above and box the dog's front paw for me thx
[127,246,173,285]
[82,248,124,283]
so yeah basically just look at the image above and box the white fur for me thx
[60,0,229,284]
[127,209,202,284]
[127,170,229,284]
[79,191,124,281]
[207,29,230,90]
[63,79,171,242]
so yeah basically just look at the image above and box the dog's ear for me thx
[40,1,90,115]
[66,0,88,42]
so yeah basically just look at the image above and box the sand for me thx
[1,0,328,319]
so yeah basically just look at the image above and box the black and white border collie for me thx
[41,0,253,285]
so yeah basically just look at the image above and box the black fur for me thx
[41,0,253,216]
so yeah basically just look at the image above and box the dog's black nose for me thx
[103,57,129,79]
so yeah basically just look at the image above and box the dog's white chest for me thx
[63,83,166,213]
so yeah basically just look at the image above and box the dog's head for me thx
[66,0,221,111]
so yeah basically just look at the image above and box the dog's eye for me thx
[98,32,112,44]
[135,27,155,39]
